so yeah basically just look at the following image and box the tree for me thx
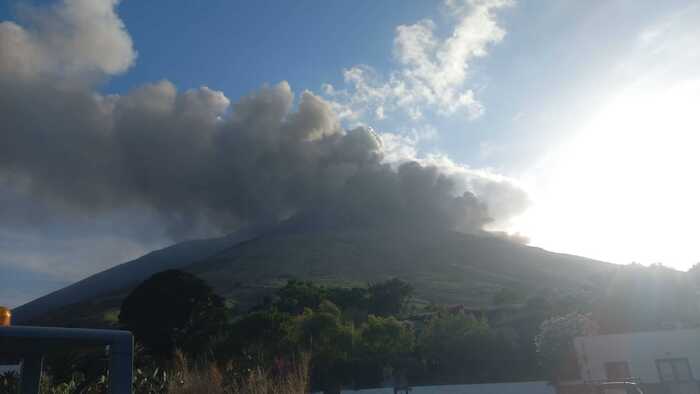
[357,315,414,360]
[328,287,370,311]
[417,312,512,383]
[417,313,486,369]
[290,301,354,393]
[368,278,413,316]
[275,280,329,315]
[119,270,227,358]
[352,315,416,387]
[534,312,598,382]
[214,308,296,371]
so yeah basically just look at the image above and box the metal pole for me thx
[108,333,133,394]
[1,326,133,394]
[19,355,43,394]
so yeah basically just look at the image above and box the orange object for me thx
[0,306,11,326]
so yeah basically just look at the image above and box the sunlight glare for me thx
[513,79,700,269]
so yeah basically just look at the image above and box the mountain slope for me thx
[190,227,614,309]
[11,230,258,323]
[14,225,616,325]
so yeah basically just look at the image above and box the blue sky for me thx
[74,0,694,171]
[1,0,700,307]
[101,2,433,95]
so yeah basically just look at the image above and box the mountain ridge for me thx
[13,224,615,325]
[189,227,614,309]
[11,229,261,323]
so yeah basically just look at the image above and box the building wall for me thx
[574,328,700,383]
[339,381,555,394]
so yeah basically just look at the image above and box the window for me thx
[675,361,693,381]
[656,359,698,394]
[605,361,631,381]
[657,359,694,382]
[659,360,676,381]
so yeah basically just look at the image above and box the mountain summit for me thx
[13,224,613,325]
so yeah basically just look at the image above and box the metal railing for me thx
[0,325,133,394]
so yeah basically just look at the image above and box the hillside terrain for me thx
[14,225,616,327]
[192,227,613,310]
[11,229,261,323]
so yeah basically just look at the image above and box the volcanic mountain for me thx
[13,221,614,326]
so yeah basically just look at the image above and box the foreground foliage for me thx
[0,353,309,394]
[11,262,700,393]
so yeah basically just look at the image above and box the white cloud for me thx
[324,0,512,123]
[378,132,419,164]
[379,131,529,231]
[0,0,532,306]
[0,0,135,79]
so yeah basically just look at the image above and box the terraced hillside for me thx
[14,225,615,327]
[191,227,613,309]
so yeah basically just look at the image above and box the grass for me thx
[168,352,310,394]
[0,353,310,394]
[102,308,120,324]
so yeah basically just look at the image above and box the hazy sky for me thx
[1,0,699,307]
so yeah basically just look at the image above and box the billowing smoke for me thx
[0,0,528,240]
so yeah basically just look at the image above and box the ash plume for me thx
[0,0,528,240]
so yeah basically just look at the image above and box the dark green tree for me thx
[353,315,416,388]
[290,301,355,393]
[216,308,294,363]
[417,312,511,383]
[357,315,414,360]
[328,286,371,325]
[417,313,487,365]
[275,280,329,315]
[368,278,413,316]
[328,286,370,311]
[119,270,227,358]
[534,312,598,382]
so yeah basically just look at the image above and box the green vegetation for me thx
[119,270,228,358]
[190,229,614,311]
[111,271,538,392]
[535,312,598,382]
[20,228,614,330]
[12,259,700,393]
[0,352,310,394]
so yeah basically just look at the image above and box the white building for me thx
[339,381,554,394]
[570,328,700,394]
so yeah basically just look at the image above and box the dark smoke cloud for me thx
[0,77,492,236]
[0,0,528,241]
